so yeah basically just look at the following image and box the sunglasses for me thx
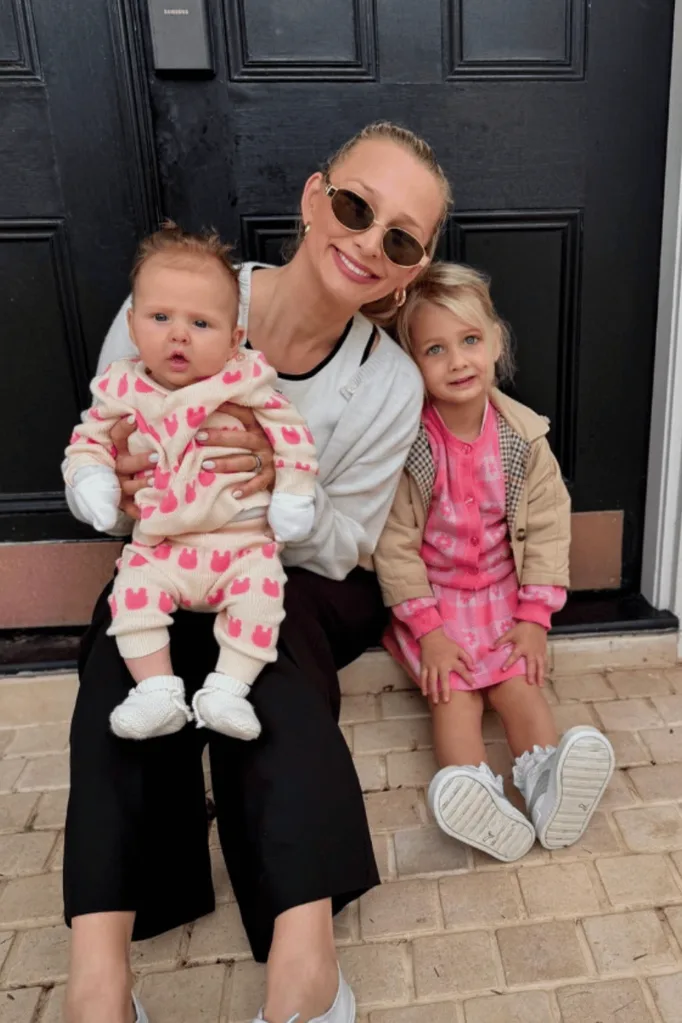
[324,180,429,268]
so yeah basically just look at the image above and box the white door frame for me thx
[642,0,682,657]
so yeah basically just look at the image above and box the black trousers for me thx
[64,566,384,963]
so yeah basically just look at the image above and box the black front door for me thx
[0,0,156,542]
[144,0,674,596]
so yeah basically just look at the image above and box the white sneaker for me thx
[428,763,535,863]
[110,675,193,740]
[514,726,615,850]
[133,992,148,1023]
[251,966,355,1023]
[193,672,261,741]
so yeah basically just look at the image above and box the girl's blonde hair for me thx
[289,122,453,327]
[131,220,239,290]
[396,262,515,383]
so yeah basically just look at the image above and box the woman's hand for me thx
[197,403,275,498]
[110,416,157,520]
[493,621,547,687]
[418,627,475,703]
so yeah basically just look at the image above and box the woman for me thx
[64,122,451,1023]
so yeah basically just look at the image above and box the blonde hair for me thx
[290,122,453,327]
[396,262,515,383]
[131,220,239,291]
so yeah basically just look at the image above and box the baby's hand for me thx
[268,493,315,543]
[72,466,122,533]
[418,627,475,703]
[493,621,547,687]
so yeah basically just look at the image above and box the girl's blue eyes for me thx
[426,344,445,356]
[425,336,480,355]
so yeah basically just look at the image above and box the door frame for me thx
[642,0,682,655]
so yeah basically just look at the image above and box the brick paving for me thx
[1,635,682,1021]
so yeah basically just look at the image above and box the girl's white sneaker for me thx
[133,992,148,1023]
[251,966,355,1023]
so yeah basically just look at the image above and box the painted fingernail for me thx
[149,453,159,464]
[127,414,136,425]
[145,470,154,479]
[202,460,215,470]
[197,431,209,442]
[233,490,243,499]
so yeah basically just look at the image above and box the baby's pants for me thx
[107,521,286,685]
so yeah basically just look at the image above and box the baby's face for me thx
[128,255,241,389]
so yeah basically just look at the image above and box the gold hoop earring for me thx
[303,223,311,235]
[394,288,406,308]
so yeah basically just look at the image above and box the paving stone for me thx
[139,963,226,1022]
[364,789,424,832]
[595,700,663,732]
[32,790,69,830]
[609,731,653,769]
[413,931,498,998]
[583,910,675,973]
[371,1005,456,1023]
[3,924,70,985]
[615,805,682,852]
[386,750,437,789]
[640,727,682,764]
[339,652,411,697]
[360,878,441,938]
[209,842,235,904]
[353,719,432,755]
[371,833,394,880]
[187,903,250,962]
[552,673,614,702]
[472,839,549,869]
[340,695,378,725]
[628,762,682,802]
[608,670,674,699]
[550,811,622,859]
[648,973,682,1023]
[0,831,56,878]
[497,920,586,984]
[130,926,184,972]
[464,990,554,1023]
[354,755,387,792]
[0,929,14,971]
[666,668,682,693]
[4,723,70,758]
[0,730,16,755]
[440,870,524,928]
[518,861,601,917]
[0,793,38,834]
[0,675,77,728]
[557,979,653,1023]
[551,703,600,732]
[228,960,266,1022]
[0,988,42,1023]
[598,769,637,810]
[0,870,63,928]
[0,759,27,794]
[379,690,429,719]
[652,694,682,725]
[38,986,65,1023]
[338,942,411,1008]
[596,854,682,907]
[481,712,506,741]
[333,901,359,944]
[394,825,468,877]
[15,753,69,792]
[49,831,64,871]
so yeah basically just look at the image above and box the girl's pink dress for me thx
[384,403,566,691]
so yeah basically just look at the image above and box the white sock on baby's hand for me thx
[72,466,122,532]
[267,492,315,543]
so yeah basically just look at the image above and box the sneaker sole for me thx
[430,769,536,863]
[536,728,615,850]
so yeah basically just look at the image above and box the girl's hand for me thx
[418,628,475,703]
[494,621,547,687]
[196,403,275,498]
[110,416,156,520]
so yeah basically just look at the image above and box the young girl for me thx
[374,262,615,862]
[63,223,317,744]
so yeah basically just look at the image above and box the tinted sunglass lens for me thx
[332,190,373,231]
[383,228,424,268]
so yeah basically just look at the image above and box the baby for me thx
[63,223,317,743]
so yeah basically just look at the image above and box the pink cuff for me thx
[406,606,443,641]
[515,603,553,630]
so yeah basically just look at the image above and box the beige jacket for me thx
[374,389,571,608]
